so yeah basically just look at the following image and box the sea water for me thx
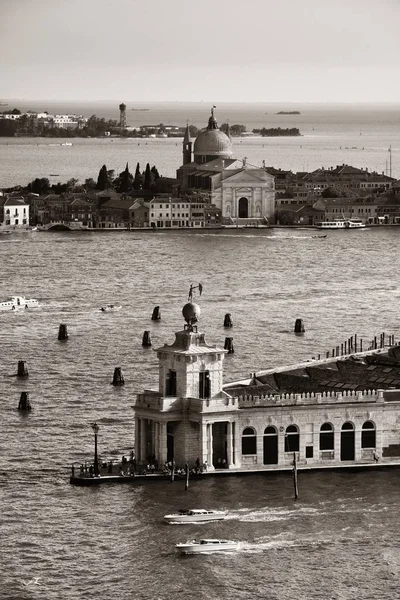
[1,227,400,599]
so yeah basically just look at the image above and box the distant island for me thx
[220,123,301,137]
[131,108,150,111]
[276,111,300,115]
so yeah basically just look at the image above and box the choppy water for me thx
[1,228,400,599]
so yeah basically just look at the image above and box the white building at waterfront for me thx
[133,300,400,472]
[0,196,29,229]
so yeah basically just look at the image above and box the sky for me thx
[1,0,400,103]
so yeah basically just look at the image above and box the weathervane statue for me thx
[188,282,203,302]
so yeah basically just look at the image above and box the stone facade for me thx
[133,307,400,472]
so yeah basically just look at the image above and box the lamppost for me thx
[91,422,99,476]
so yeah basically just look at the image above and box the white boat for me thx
[0,296,39,311]
[345,218,366,229]
[100,304,122,312]
[176,538,239,555]
[315,218,366,230]
[164,509,227,524]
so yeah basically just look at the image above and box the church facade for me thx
[176,109,276,225]
[133,301,400,472]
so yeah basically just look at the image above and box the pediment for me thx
[222,169,274,185]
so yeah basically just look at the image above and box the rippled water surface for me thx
[1,228,400,599]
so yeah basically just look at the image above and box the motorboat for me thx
[0,296,39,311]
[176,539,239,555]
[100,304,122,312]
[164,509,227,524]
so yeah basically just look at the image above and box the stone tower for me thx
[182,123,192,165]
[133,296,239,470]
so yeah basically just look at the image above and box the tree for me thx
[84,178,97,190]
[28,177,50,195]
[115,163,133,193]
[0,120,17,136]
[66,178,80,192]
[133,162,142,190]
[143,163,152,190]
[96,165,109,190]
[151,165,160,180]
[189,125,198,137]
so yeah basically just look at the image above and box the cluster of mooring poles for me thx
[16,360,31,412]
[313,332,396,361]
[168,461,191,491]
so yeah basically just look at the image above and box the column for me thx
[233,421,241,468]
[334,428,341,463]
[154,422,159,463]
[355,424,362,461]
[159,422,167,466]
[151,420,156,458]
[140,418,147,462]
[227,421,234,468]
[201,422,208,467]
[278,431,286,467]
[207,423,214,471]
[135,417,140,462]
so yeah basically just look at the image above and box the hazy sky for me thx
[1,0,400,103]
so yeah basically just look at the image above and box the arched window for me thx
[362,421,376,448]
[320,422,334,450]
[264,426,277,435]
[342,422,354,431]
[6,209,10,215]
[285,425,299,452]
[242,427,257,455]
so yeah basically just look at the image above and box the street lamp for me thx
[91,422,99,476]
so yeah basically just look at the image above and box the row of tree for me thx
[16,162,161,196]
[220,123,301,137]
[253,127,301,137]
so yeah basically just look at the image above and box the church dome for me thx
[193,108,233,160]
[194,129,233,158]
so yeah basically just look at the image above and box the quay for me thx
[69,459,400,486]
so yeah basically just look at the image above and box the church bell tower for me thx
[182,123,192,165]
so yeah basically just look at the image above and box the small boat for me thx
[61,142,73,146]
[100,304,122,312]
[164,509,227,524]
[176,538,239,555]
[0,296,39,311]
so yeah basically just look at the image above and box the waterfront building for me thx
[133,301,400,472]
[129,199,150,228]
[0,195,29,228]
[148,197,204,229]
[176,109,275,225]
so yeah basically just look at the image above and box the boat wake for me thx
[240,537,330,553]
[225,506,320,522]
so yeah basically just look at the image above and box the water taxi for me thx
[164,509,227,524]
[0,296,39,311]
[176,538,238,555]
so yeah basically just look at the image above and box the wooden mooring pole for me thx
[185,463,189,491]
